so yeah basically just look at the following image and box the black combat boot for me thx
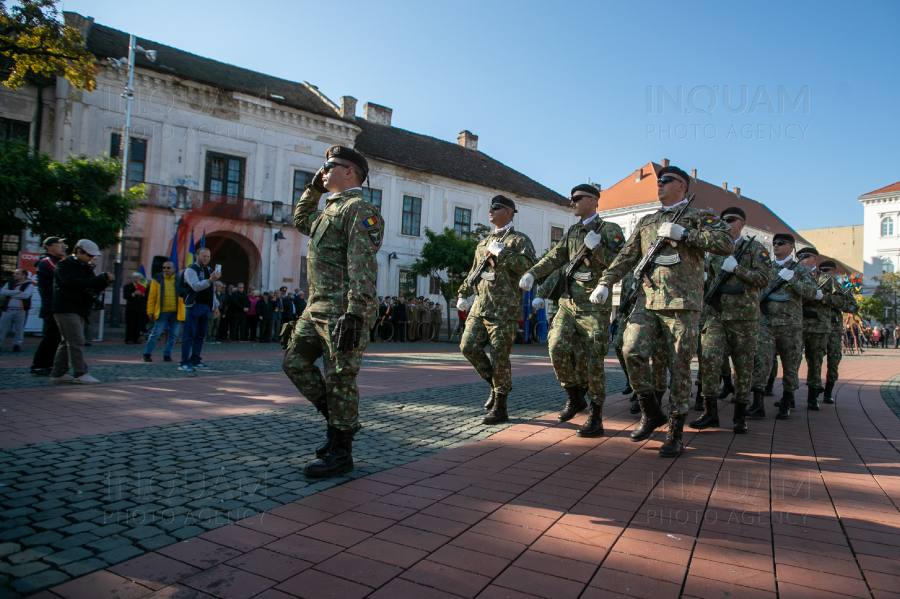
[577,403,604,437]
[659,411,686,457]
[774,391,795,409]
[631,393,668,442]
[764,375,776,396]
[733,403,748,434]
[558,386,587,422]
[482,393,509,425]
[746,390,766,419]
[579,385,590,412]
[629,394,640,414]
[807,387,821,411]
[483,379,495,411]
[775,395,791,420]
[718,375,734,400]
[622,382,633,395]
[304,428,355,478]
[315,425,337,458]
[689,397,719,429]
[823,381,835,404]
[693,381,704,411]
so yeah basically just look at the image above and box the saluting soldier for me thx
[689,207,771,434]
[821,261,858,403]
[407,298,419,341]
[748,234,817,419]
[797,247,845,410]
[520,184,625,436]
[432,301,443,341]
[458,196,536,425]
[593,166,734,457]
[282,146,383,478]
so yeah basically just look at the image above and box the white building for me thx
[859,181,900,294]
[0,13,576,325]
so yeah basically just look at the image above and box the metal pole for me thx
[109,34,136,328]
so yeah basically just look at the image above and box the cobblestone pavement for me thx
[0,367,627,596]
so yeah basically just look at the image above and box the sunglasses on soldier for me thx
[657,176,683,186]
[490,204,510,211]
[820,267,835,273]
[772,240,791,246]
[722,216,744,223]
[323,162,351,173]
[797,254,815,261]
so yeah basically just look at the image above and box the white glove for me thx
[590,284,609,304]
[456,297,469,312]
[487,240,504,256]
[704,272,708,281]
[815,290,824,301]
[519,272,534,290]
[532,298,544,309]
[658,222,685,240]
[584,230,602,249]
[722,256,738,273]
[778,268,795,281]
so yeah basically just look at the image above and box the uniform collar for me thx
[327,188,363,202]
[493,222,514,234]
[775,255,793,266]
[661,197,689,211]
[581,213,599,226]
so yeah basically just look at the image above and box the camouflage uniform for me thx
[751,258,817,393]
[827,289,858,383]
[699,238,771,404]
[537,270,587,389]
[282,187,383,431]
[601,204,734,415]
[803,273,844,390]
[614,269,668,393]
[458,227,536,394]
[529,217,625,405]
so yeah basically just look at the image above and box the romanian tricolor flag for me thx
[136,265,148,293]
[702,216,716,226]
[363,216,378,228]
[186,230,196,268]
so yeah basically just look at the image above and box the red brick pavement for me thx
[31,357,900,599]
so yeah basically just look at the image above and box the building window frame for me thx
[882,216,894,237]
[550,226,564,246]
[401,195,422,236]
[110,133,148,185]
[883,257,895,274]
[205,151,246,198]
[454,207,472,237]
[0,117,30,143]
[363,188,382,212]
[292,169,315,207]
[399,269,417,298]
[1,233,21,283]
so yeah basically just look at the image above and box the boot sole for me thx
[659,448,683,457]
[822,399,834,404]
[688,420,719,430]
[482,417,509,425]
[733,427,748,434]
[576,429,604,437]
[746,413,766,419]
[775,414,790,420]
[558,403,588,422]
[304,463,354,478]
[630,417,668,442]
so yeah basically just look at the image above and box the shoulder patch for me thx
[363,216,378,228]
[612,234,625,247]
[702,216,716,226]
[759,250,770,261]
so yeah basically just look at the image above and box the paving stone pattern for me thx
[881,373,900,418]
[0,369,626,596]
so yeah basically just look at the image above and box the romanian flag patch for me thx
[760,250,770,261]
[702,216,716,226]
[363,216,378,228]
[612,235,624,247]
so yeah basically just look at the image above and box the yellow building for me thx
[795,225,864,273]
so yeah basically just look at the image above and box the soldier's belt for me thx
[571,271,594,282]
[767,293,790,302]
[653,253,681,266]
[720,283,745,295]
[803,308,820,319]
[480,272,496,281]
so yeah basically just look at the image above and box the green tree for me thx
[0,141,143,259]
[856,295,884,323]
[1,0,96,90]
[872,272,900,326]
[411,227,482,341]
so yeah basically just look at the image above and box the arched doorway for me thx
[203,232,261,289]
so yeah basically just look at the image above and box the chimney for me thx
[363,102,392,126]
[592,183,602,193]
[691,169,697,179]
[457,130,478,150]
[722,182,728,190]
[733,187,741,197]
[661,158,670,168]
[340,96,357,119]
[634,168,643,182]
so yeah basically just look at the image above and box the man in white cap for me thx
[50,239,113,384]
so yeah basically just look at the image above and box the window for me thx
[883,257,895,274]
[882,217,894,237]
[363,188,382,212]
[110,134,147,184]
[120,237,143,275]
[550,226,564,246]
[1,233,20,283]
[399,269,417,298]
[402,195,422,236]
[292,170,315,206]
[205,152,245,198]
[429,276,442,295]
[454,207,471,236]
[0,117,30,143]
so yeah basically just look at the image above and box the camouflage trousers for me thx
[548,301,609,405]
[804,331,829,390]
[826,323,843,384]
[615,314,668,392]
[699,315,758,404]
[281,310,374,431]
[624,306,699,415]
[752,324,803,393]
[460,316,517,394]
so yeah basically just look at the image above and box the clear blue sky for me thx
[63,0,898,230]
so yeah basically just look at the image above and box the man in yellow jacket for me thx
[142,262,185,363]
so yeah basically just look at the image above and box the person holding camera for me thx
[179,247,220,371]
[49,240,112,384]
[30,237,67,375]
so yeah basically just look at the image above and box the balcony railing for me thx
[141,183,289,224]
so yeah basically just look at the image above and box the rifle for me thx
[759,258,815,315]
[617,276,639,320]
[463,227,514,291]
[619,194,696,315]
[703,235,756,312]
[548,217,606,300]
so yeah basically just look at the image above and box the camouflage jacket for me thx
[293,187,384,318]
[843,289,860,316]
[458,227,536,321]
[803,272,845,334]
[703,237,772,321]
[760,258,817,328]
[615,268,645,325]
[600,206,734,311]
[536,268,563,302]
[529,218,625,313]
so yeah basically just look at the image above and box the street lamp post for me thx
[109,34,156,327]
